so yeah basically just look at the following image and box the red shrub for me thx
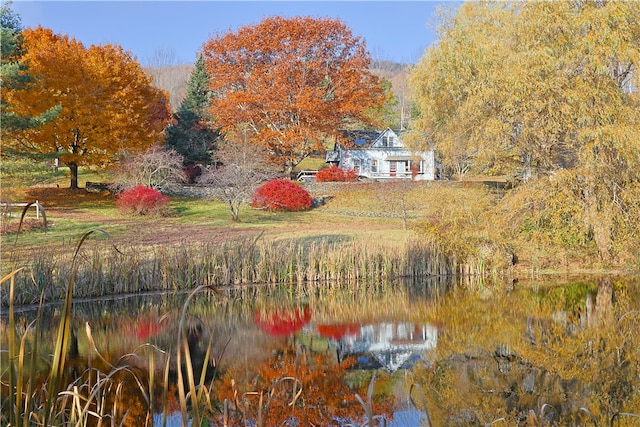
[316,166,344,182]
[344,168,359,182]
[116,185,170,216]
[315,166,358,182]
[251,179,313,212]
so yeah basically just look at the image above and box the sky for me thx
[10,1,457,66]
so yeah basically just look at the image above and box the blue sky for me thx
[10,1,457,66]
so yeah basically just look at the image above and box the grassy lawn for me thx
[1,163,420,268]
[0,171,511,263]
[4,159,628,276]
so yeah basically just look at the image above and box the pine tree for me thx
[181,55,210,114]
[164,55,220,174]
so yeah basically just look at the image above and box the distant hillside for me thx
[145,64,193,112]
[147,60,411,122]
[370,61,412,130]
[369,60,410,80]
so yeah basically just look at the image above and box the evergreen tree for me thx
[181,55,210,114]
[164,55,220,173]
[1,0,22,58]
[0,1,60,146]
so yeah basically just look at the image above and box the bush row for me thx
[117,179,314,216]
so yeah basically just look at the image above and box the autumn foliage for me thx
[315,166,358,182]
[201,16,386,173]
[4,27,171,188]
[116,185,170,216]
[212,346,394,425]
[410,1,640,262]
[250,179,313,212]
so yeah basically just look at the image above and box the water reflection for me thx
[2,276,639,426]
[327,322,438,372]
[255,305,312,336]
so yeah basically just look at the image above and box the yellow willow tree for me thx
[410,1,640,262]
[4,27,172,189]
[409,3,515,180]
[201,16,386,174]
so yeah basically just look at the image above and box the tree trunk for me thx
[229,200,240,222]
[595,277,613,324]
[284,163,294,178]
[68,162,79,189]
[583,186,612,263]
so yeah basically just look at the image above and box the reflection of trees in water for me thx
[5,291,187,329]
[212,340,397,426]
[5,277,637,425]
[418,276,640,425]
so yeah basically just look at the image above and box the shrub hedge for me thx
[315,166,358,182]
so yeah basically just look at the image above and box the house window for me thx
[387,136,394,147]
[371,159,378,173]
[353,159,360,173]
[382,136,388,147]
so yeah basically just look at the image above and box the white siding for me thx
[341,148,436,181]
[332,128,438,181]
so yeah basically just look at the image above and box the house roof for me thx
[337,128,403,149]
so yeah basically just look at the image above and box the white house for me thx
[325,128,439,181]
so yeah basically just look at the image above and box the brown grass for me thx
[24,186,117,209]
[7,180,633,281]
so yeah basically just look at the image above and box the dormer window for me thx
[382,135,394,147]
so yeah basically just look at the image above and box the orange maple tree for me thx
[201,16,386,173]
[4,27,171,189]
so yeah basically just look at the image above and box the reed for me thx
[408,384,433,427]
[4,235,482,306]
[1,229,155,427]
[0,207,513,425]
[354,373,376,426]
[174,284,220,427]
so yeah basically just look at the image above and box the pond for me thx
[2,275,639,426]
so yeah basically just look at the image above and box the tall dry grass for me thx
[1,228,153,426]
[4,236,469,306]
[2,266,406,427]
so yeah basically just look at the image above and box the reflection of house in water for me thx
[334,323,438,372]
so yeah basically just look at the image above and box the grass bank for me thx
[3,162,638,296]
